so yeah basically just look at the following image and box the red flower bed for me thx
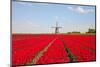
[12,34,96,66]
[12,34,56,65]
[62,35,96,62]
[36,36,70,64]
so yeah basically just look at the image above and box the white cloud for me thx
[68,6,95,14]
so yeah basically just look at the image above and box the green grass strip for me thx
[61,38,77,62]
[27,38,56,65]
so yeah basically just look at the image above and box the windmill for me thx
[51,18,62,34]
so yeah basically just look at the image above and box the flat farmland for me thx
[12,34,96,66]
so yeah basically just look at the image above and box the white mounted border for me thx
[0,0,100,67]
[18,0,96,5]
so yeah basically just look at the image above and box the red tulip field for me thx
[12,34,96,66]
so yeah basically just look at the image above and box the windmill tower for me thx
[51,18,62,34]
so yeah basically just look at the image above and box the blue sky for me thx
[12,1,96,33]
